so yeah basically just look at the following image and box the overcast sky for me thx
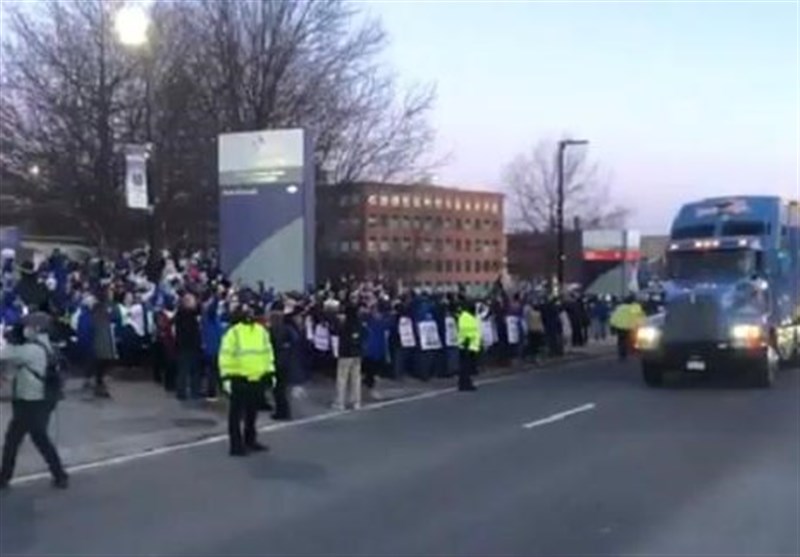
[364,0,799,233]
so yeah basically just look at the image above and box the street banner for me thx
[124,145,149,210]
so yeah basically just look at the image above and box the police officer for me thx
[457,300,481,392]
[218,305,275,456]
[609,295,646,361]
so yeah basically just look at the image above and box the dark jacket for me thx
[269,314,292,372]
[174,307,202,352]
[335,311,364,359]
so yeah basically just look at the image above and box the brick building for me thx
[505,230,583,284]
[317,183,505,286]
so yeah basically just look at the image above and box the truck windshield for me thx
[666,249,759,281]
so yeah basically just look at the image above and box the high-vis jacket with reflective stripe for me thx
[218,323,275,382]
[457,311,482,353]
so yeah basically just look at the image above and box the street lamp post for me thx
[114,5,156,254]
[556,138,589,293]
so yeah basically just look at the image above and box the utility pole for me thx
[556,138,589,294]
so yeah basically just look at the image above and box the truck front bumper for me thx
[640,342,767,373]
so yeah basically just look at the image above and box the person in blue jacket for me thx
[362,305,390,398]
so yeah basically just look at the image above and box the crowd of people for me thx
[0,245,634,485]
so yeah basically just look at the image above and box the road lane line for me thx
[11,357,608,486]
[522,403,596,429]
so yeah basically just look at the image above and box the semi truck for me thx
[636,196,800,387]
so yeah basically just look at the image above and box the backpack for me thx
[29,340,65,403]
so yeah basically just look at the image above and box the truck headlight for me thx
[635,326,661,350]
[730,324,764,348]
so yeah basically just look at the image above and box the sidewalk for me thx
[0,341,614,477]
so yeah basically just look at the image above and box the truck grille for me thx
[664,295,723,342]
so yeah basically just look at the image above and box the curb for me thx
[8,346,613,485]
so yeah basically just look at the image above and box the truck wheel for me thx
[642,364,664,388]
[750,350,776,388]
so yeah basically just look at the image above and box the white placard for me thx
[313,324,330,352]
[444,316,459,347]
[398,317,416,348]
[331,335,340,358]
[305,316,314,341]
[418,320,442,351]
[506,316,520,345]
[481,319,496,347]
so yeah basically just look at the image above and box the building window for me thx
[379,195,389,207]
[455,198,462,210]
[367,194,377,206]
[351,240,361,252]
[435,260,443,273]
[483,201,491,212]
[413,196,422,208]
[455,239,462,251]
[474,240,482,253]
[339,196,349,207]
[465,260,472,273]
[379,215,388,228]
[367,239,377,252]
[424,216,433,230]
[402,237,411,251]
[434,216,443,229]
[445,198,453,210]
[390,195,400,207]
[391,237,401,251]
[422,241,433,253]
[455,260,462,273]
[402,195,411,208]
[380,240,389,252]
[465,239,472,252]
[464,218,472,230]
[367,215,378,228]
[465,200,472,211]
[445,260,453,272]
[434,238,443,251]
[444,217,452,229]
[434,197,443,209]
[340,241,350,253]
[492,260,500,271]
[388,216,399,229]
[492,202,500,214]
[475,220,482,231]
[423,196,432,208]
[483,260,491,273]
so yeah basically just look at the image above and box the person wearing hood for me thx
[0,323,69,490]
[201,294,224,400]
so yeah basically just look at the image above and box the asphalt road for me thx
[2,357,799,557]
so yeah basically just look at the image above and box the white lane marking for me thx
[11,357,607,485]
[522,403,596,429]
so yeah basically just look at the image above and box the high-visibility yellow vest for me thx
[218,323,275,382]
[457,311,481,353]
[610,303,646,331]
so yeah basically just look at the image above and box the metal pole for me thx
[556,141,565,293]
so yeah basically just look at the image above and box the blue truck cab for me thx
[637,196,800,387]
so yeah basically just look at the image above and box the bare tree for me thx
[1,0,441,248]
[503,138,629,233]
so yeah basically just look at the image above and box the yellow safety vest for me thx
[609,303,646,331]
[457,311,482,353]
[218,323,275,382]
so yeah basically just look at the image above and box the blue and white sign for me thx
[218,129,315,291]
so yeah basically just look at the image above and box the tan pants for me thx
[334,357,362,410]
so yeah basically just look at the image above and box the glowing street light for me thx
[28,164,40,177]
[114,5,150,47]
